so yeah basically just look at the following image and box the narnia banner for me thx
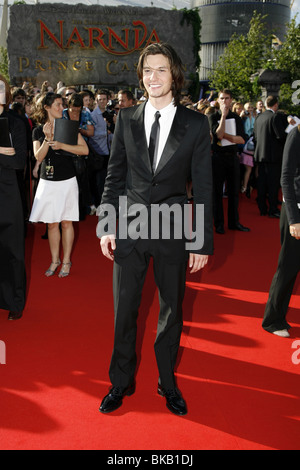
[7,4,195,87]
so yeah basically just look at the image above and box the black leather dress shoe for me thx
[99,383,135,414]
[229,223,250,232]
[157,384,187,416]
[8,311,23,321]
[215,226,225,234]
[269,210,280,218]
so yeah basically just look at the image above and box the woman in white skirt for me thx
[30,92,88,277]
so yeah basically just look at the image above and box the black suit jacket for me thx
[254,110,287,164]
[281,126,300,225]
[97,101,213,260]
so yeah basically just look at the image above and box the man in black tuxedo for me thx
[253,95,287,217]
[97,43,213,416]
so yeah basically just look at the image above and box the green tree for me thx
[271,16,300,113]
[0,47,9,82]
[180,8,202,100]
[209,11,273,101]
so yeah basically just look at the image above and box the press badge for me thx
[45,165,54,179]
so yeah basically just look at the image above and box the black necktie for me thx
[148,111,161,172]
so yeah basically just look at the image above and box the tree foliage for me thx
[0,47,9,82]
[271,17,300,113]
[180,7,202,100]
[209,11,273,101]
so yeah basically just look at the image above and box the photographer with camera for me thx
[103,102,117,134]
[89,89,114,207]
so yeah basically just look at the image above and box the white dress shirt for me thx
[144,100,177,171]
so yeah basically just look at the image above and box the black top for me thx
[208,110,247,155]
[33,125,76,181]
[281,126,300,225]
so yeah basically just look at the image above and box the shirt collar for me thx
[146,99,176,117]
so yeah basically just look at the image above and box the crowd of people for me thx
[5,81,138,223]
[7,79,298,232]
[193,93,298,232]
[0,70,299,339]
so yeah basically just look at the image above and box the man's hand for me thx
[219,100,230,118]
[290,223,300,240]
[189,254,209,273]
[0,147,15,156]
[100,234,116,261]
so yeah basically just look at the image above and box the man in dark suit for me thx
[208,89,250,234]
[262,125,300,338]
[97,43,213,416]
[253,95,288,217]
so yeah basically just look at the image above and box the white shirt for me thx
[144,100,177,171]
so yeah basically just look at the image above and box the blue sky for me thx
[292,0,300,22]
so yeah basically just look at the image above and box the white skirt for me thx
[29,177,79,223]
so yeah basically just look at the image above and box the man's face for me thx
[118,93,133,109]
[96,94,108,112]
[256,101,263,111]
[218,93,232,110]
[142,54,173,103]
[0,80,6,105]
[14,94,26,108]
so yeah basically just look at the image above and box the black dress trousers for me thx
[262,203,300,332]
[212,151,240,228]
[109,238,187,391]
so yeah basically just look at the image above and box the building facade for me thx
[192,0,291,81]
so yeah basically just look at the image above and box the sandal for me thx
[58,262,72,278]
[45,260,61,277]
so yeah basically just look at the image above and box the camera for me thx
[102,109,116,125]
[102,108,116,133]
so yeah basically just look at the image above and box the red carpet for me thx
[0,193,299,450]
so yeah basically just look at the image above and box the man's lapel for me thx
[155,104,189,176]
[130,102,189,175]
[130,101,152,173]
